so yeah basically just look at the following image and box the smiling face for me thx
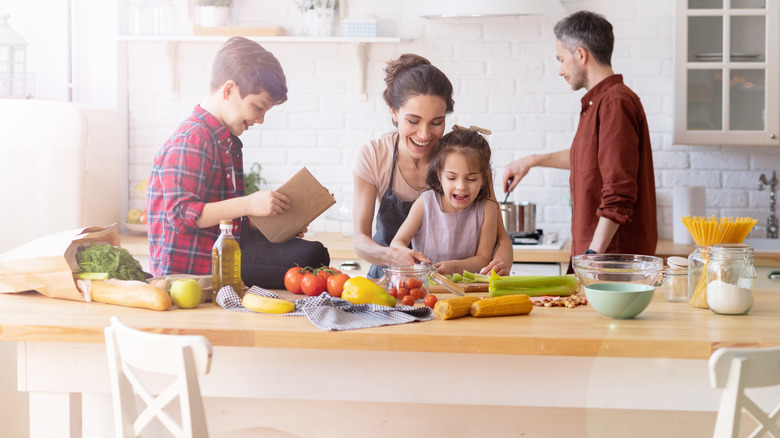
[391,94,448,161]
[556,39,588,91]
[439,151,484,213]
[220,83,276,136]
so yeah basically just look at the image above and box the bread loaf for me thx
[79,279,172,311]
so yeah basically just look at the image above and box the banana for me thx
[242,293,295,314]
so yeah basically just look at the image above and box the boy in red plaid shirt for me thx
[148,37,329,288]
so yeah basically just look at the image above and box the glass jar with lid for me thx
[705,243,756,315]
[384,265,429,302]
[687,246,710,307]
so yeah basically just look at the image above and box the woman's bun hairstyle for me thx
[383,54,454,125]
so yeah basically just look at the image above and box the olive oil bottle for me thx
[212,219,242,305]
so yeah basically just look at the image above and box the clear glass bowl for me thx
[571,254,664,287]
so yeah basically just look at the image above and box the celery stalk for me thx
[488,274,579,297]
[462,270,490,283]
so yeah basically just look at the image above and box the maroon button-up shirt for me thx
[569,74,657,257]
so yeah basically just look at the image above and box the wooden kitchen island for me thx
[3,286,780,437]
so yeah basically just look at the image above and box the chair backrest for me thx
[104,316,213,438]
[709,346,780,438]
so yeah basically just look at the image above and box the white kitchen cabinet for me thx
[674,0,780,146]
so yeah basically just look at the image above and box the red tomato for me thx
[301,273,327,296]
[409,287,424,301]
[284,267,307,294]
[139,211,147,225]
[396,287,409,300]
[326,273,350,298]
[404,277,422,289]
[424,294,438,309]
[401,295,415,306]
[387,287,397,298]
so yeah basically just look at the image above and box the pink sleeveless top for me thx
[412,190,484,264]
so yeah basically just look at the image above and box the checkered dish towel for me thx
[217,286,433,331]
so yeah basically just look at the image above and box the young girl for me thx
[390,125,498,274]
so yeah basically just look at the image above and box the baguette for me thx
[78,279,172,311]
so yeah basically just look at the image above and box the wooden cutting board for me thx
[429,283,488,294]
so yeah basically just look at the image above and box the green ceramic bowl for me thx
[584,283,655,319]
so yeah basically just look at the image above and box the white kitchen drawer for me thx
[511,262,565,276]
[755,266,780,291]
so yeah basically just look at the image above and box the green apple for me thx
[170,278,202,309]
[127,208,143,224]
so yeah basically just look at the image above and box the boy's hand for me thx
[246,190,290,217]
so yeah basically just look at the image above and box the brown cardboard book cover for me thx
[248,167,336,243]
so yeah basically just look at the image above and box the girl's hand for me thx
[245,190,290,217]
[434,261,457,275]
[387,247,430,267]
[480,259,509,276]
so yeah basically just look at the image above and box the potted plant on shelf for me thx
[196,0,233,27]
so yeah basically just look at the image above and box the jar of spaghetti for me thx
[687,246,710,308]
[706,244,756,315]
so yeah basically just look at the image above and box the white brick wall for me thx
[125,0,779,241]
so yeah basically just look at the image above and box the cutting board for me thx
[429,283,488,294]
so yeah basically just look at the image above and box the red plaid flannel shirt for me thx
[147,105,244,276]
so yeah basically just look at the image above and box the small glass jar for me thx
[706,244,756,315]
[687,246,710,307]
[663,266,688,302]
[384,265,429,302]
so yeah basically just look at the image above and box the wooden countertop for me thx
[2,288,779,360]
[120,232,780,266]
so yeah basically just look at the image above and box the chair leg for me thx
[713,357,747,438]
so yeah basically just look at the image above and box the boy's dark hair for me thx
[383,53,454,126]
[210,36,288,105]
[554,11,614,67]
[426,128,493,202]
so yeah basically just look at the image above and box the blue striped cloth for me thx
[217,286,433,331]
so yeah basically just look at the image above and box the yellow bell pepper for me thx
[341,276,396,307]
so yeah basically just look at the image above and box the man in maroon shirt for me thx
[502,10,657,262]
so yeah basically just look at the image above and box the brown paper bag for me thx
[248,167,336,243]
[0,224,120,301]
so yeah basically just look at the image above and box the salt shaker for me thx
[705,244,756,315]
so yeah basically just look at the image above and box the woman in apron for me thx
[352,54,512,278]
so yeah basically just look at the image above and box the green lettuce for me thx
[75,243,147,281]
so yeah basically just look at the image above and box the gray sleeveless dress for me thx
[412,190,484,264]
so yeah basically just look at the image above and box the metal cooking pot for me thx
[499,201,536,235]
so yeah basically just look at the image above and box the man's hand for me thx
[503,156,536,193]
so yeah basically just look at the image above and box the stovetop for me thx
[510,230,567,250]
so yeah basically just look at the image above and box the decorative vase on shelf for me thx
[196,0,232,27]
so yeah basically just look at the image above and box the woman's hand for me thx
[387,247,430,267]
[480,259,509,276]
[295,225,309,238]
[245,190,290,217]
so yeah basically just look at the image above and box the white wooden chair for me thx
[104,316,213,438]
[709,346,780,438]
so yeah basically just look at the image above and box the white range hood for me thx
[420,0,566,18]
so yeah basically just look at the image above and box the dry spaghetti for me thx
[681,216,756,308]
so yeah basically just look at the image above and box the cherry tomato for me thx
[396,287,409,300]
[326,273,350,298]
[409,287,424,301]
[401,295,415,306]
[301,272,327,296]
[284,267,307,294]
[404,277,422,289]
[424,294,438,309]
[387,287,397,298]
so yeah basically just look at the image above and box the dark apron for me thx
[367,135,415,279]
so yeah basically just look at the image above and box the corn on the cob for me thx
[434,296,482,320]
[470,294,533,317]
[243,293,295,314]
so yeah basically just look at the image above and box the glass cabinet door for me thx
[675,0,779,146]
